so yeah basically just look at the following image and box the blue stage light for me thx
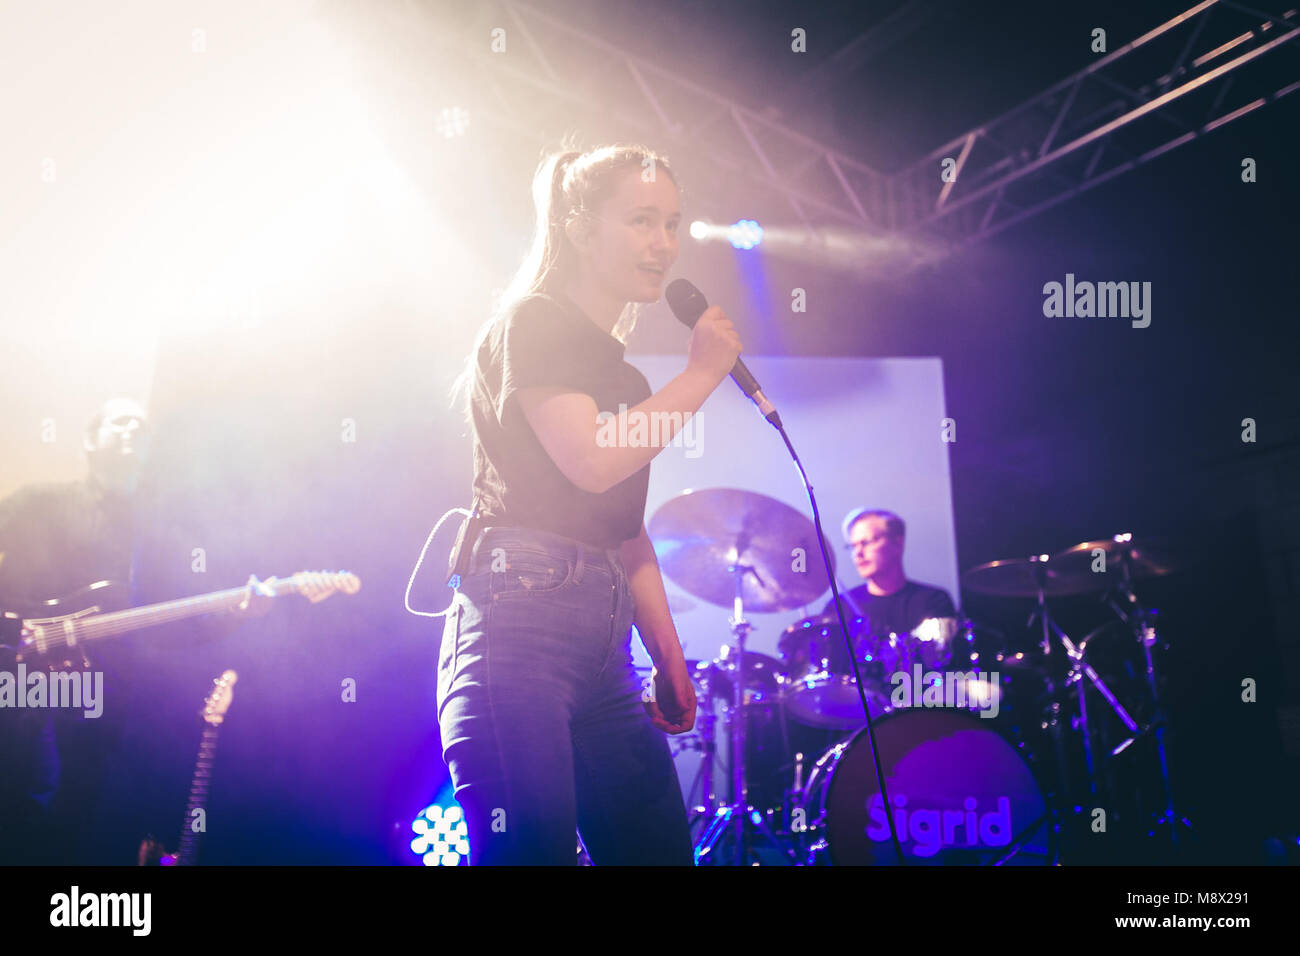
[727,219,763,250]
[410,801,470,865]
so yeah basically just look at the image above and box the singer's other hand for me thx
[643,662,698,735]
[685,305,742,385]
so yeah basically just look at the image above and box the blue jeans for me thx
[436,525,693,865]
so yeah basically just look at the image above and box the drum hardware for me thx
[691,562,799,865]
[1049,535,1193,847]
[1082,538,1192,848]
[963,552,1142,805]
[649,489,821,865]
[984,810,1056,865]
[665,678,719,825]
[962,533,1194,859]
[1034,566,1145,812]
[650,488,904,864]
[697,649,793,821]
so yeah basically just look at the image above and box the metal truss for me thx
[418,0,891,230]
[418,0,1299,249]
[892,0,1300,246]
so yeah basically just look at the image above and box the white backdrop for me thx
[631,354,959,669]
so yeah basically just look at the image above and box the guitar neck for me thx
[24,577,305,653]
[175,724,222,867]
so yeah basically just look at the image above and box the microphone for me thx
[664,278,782,428]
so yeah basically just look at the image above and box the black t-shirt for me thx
[469,291,653,549]
[0,478,136,611]
[0,476,139,844]
[819,580,957,671]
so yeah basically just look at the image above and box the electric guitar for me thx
[0,570,361,668]
[138,670,238,866]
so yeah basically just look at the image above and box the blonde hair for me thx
[451,139,680,414]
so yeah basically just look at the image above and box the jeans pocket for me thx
[489,548,573,599]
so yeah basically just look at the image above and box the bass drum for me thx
[797,709,1052,865]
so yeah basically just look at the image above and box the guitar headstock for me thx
[202,670,238,726]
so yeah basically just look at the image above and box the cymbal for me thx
[982,648,1049,672]
[1050,535,1182,581]
[666,592,697,616]
[961,556,1097,598]
[648,488,834,614]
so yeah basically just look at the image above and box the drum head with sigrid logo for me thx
[823,709,1050,865]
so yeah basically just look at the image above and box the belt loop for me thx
[573,543,585,584]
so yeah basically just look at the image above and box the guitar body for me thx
[6,579,130,618]
[0,580,128,669]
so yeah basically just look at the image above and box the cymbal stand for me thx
[1102,557,1191,847]
[693,562,796,865]
[669,692,719,826]
[1028,574,1141,803]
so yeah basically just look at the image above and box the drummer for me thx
[820,509,956,668]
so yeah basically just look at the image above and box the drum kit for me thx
[646,490,1190,865]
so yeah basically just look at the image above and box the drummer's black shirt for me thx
[469,291,653,549]
[820,580,956,670]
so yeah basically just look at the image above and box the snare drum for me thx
[795,708,1052,865]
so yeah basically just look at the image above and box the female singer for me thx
[440,144,743,864]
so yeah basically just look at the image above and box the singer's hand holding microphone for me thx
[686,305,743,386]
[668,277,783,428]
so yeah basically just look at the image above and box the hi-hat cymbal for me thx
[964,535,1186,599]
[961,556,1097,598]
[648,488,834,614]
[1049,535,1182,581]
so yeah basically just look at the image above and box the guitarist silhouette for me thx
[0,398,151,864]
[0,399,282,863]
[1,398,351,864]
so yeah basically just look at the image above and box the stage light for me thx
[727,219,763,250]
[436,106,471,138]
[410,802,469,865]
[689,220,709,240]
